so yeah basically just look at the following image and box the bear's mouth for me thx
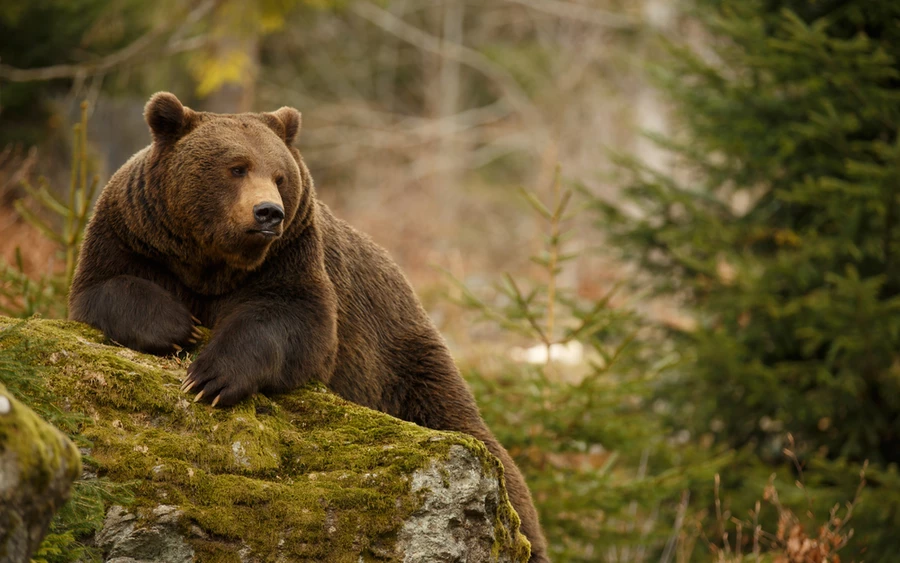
[247,229,281,239]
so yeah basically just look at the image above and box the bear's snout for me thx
[232,177,286,240]
[253,202,285,232]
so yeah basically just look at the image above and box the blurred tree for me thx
[597,0,900,559]
[0,0,335,127]
[0,0,121,145]
[453,174,729,562]
[190,0,326,112]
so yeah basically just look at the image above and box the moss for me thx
[0,387,78,492]
[0,316,530,561]
[0,382,82,561]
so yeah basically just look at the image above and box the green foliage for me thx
[0,102,97,319]
[0,0,137,146]
[452,173,729,561]
[596,0,900,559]
[0,249,65,319]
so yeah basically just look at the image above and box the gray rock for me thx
[398,444,517,563]
[96,505,193,563]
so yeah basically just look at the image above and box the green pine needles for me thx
[451,172,730,561]
[597,0,900,560]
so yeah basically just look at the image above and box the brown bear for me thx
[69,92,548,562]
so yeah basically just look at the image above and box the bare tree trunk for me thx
[376,0,407,111]
[202,35,259,113]
[437,0,464,183]
[422,1,465,189]
[633,0,675,172]
[201,3,260,115]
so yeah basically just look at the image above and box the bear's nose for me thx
[253,202,285,229]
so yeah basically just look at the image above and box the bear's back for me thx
[315,203,459,418]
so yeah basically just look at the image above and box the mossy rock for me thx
[0,381,81,563]
[0,317,530,562]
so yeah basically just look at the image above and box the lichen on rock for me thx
[0,317,530,562]
[0,381,82,563]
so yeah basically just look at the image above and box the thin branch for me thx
[505,0,639,29]
[660,490,691,563]
[504,273,550,344]
[350,1,545,147]
[0,0,219,82]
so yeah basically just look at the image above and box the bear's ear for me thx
[267,106,301,146]
[144,92,196,143]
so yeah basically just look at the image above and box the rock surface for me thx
[399,445,514,562]
[0,382,82,563]
[0,317,530,562]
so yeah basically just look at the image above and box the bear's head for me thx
[143,92,304,271]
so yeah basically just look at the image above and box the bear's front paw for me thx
[137,308,203,355]
[85,275,204,355]
[181,351,258,408]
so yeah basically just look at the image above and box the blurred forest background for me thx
[1,0,898,561]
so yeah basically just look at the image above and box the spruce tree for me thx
[598,0,900,559]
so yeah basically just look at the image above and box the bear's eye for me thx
[231,166,248,178]
[275,174,285,187]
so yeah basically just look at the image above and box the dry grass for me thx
[692,436,866,563]
[0,147,62,281]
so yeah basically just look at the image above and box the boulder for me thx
[0,317,529,562]
[0,382,82,563]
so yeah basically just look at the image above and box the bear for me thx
[69,92,549,562]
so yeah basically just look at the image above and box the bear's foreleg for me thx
[182,295,338,407]
[69,275,200,355]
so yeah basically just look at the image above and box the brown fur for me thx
[69,92,548,561]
